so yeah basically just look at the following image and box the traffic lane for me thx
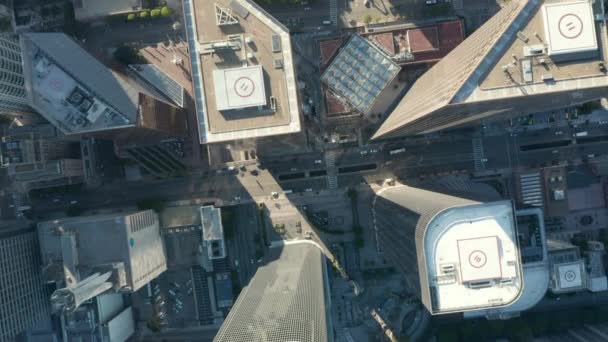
[261,153,325,174]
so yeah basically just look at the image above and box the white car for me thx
[555,131,563,135]
[360,150,368,155]
[305,188,313,192]
[314,159,323,164]
[425,0,438,4]
[70,200,78,205]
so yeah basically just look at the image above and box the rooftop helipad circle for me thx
[234,76,255,98]
[565,270,577,282]
[468,250,488,269]
[558,13,583,39]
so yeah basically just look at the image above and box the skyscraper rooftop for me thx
[214,241,331,342]
[374,0,608,139]
[183,0,301,143]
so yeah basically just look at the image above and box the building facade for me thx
[1,124,84,192]
[374,0,608,139]
[0,224,50,342]
[214,241,332,342]
[0,33,32,114]
[373,185,525,315]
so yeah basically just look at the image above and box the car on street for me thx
[425,0,438,4]
[360,150,368,155]
[314,159,323,164]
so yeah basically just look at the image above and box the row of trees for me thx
[127,7,173,21]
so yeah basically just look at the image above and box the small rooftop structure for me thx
[183,0,301,143]
[200,206,226,260]
[212,65,266,111]
[321,34,400,114]
[542,0,597,61]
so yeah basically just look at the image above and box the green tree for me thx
[362,14,372,25]
[151,9,161,18]
[113,45,146,65]
[140,10,150,18]
[127,13,136,21]
[160,6,173,16]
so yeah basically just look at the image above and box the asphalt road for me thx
[30,123,608,217]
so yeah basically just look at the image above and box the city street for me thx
[30,122,608,218]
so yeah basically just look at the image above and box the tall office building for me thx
[0,33,32,114]
[0,223,50,342]
[38,210,167,313]
[214,241,332,342]
[373,185,526,315]
[374,0,608,139]
[1,124,84,192]
[19,33,187,140]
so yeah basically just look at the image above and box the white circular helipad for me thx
[558,13,583,39]
[564,270,577,281]
[468,250,488,268]
[234,76,255,98]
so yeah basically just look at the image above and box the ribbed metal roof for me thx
[214,242,330,342]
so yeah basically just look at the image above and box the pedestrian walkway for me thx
[472,138,486,172]
[330,0,338,25]
[325,151,338,189]
[519,173,543,207]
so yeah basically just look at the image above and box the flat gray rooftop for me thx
[20,33,139,134]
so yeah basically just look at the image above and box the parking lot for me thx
[133,269,198,329]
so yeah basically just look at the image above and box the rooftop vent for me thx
[271,34,282,53]
[517,31,529,43]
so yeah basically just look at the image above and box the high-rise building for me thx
[19,33,187,140]
[374,0,608,139]
[214,241,332,342]
[373,185,526,315]
[183,0,301,143]
[0,223,50,342]
[1,124,84,192]
[0,33,32,114]
[38,210,167,313]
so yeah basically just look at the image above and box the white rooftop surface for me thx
[425,201,522,313]
[200,206,224,241]
[213,65,267,111]
[557,262,584,289]
[542,0,597,56]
